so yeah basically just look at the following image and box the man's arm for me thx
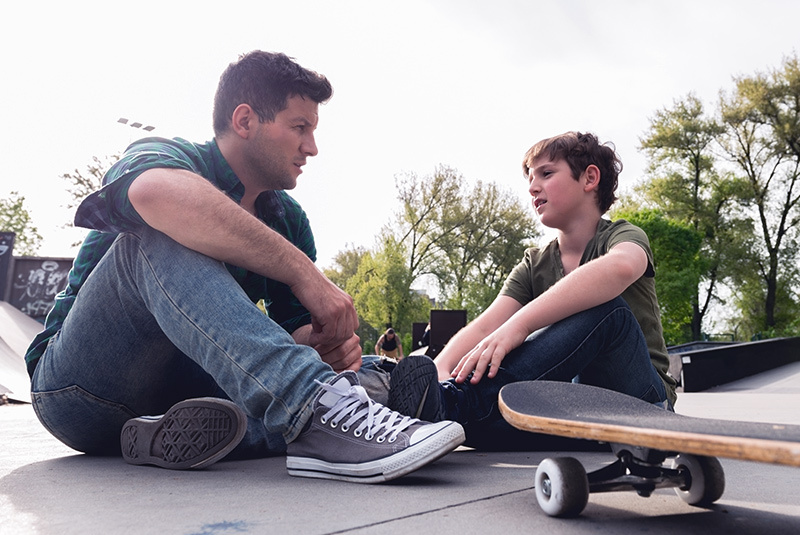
[128,168,359,366]
[374,337,383,356]
[450,241,648,383]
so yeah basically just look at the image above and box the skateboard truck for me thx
[535,444,725,517]
[588,444,688,497]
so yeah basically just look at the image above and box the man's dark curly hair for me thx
[213,51,332,136]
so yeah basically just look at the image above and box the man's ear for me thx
[230,104,257,139]
[583,164,601,192]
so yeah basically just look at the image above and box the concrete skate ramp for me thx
[0,301,40,403]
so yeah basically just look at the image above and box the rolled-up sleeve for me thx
[75,147,197,233]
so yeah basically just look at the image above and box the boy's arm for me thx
[128,168,360,369]
[433,295,523,380]
[452,241,648,384]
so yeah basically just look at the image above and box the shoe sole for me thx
[120,397,247,470]
[388,355,445,421]
[285,420,465,483]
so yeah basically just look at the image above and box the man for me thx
[25,51,463,482]
[374,328,403,360]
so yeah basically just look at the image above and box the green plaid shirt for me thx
[26,137,316,375]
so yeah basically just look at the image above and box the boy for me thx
[389,132,676,448]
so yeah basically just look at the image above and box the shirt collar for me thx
[208,138,245,203]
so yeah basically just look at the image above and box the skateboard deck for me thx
[498,381,800,517]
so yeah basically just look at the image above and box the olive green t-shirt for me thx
[500,218,677,405]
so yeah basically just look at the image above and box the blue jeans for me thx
[454,297,668,450]
[30,227,345,458]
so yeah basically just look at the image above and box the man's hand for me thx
[293,325,362,372]
[314,333,362,372]
[290,274,359,351]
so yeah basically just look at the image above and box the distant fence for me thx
[668,337,800,392]
[0,231,73,323]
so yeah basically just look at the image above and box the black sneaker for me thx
[388,355,447,422]
[121,397,247,470]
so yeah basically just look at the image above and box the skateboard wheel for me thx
[534,457,589,517]
[671,454,725,506]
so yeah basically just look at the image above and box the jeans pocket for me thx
[31,385,136,455]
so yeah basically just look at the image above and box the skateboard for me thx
[498,381,800,518]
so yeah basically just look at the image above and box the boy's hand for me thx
[451,320,530,384]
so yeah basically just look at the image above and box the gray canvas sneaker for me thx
[121,397,247,470]
[286,371,465,483]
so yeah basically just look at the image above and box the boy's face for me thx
[527,157,591,229]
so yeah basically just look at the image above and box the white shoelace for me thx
[316,380,419,443]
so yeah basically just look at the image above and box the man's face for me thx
[245,95,319,191]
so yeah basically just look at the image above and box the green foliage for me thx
[614,208,702,345]
[636,93,741,340]
[717,54,800,332]
[331,166,536,341]
[394,166,539,320]
[0,192,42,256]
[323,244,368,290]
[434,179,538,318]
[344,237,431,346]
[635,68,800,340]
[732,277,800,340]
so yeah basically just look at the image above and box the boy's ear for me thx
[582,164,601,192]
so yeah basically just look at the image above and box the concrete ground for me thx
[2,362,800,535]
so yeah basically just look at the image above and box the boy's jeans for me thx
[456,297,669,449]
[30,227,343,458]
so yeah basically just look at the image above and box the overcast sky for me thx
[2,0,799,268]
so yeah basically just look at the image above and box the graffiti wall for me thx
[7,257,72,322]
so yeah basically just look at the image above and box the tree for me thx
[393,165,463,281]
[613,208,703,345]
[434,179,538,317]
[60,154,119,210]
[718,55,800,332]
[345,237,430,347]
[323,244,368,290]
[638,93,746,340]
[392,166,539,319]
[335,166,537,346]
[0,192,43,256]
[322,244,382,352]
[59,153,120,247]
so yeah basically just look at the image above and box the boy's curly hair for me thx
[522,132,622,213]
